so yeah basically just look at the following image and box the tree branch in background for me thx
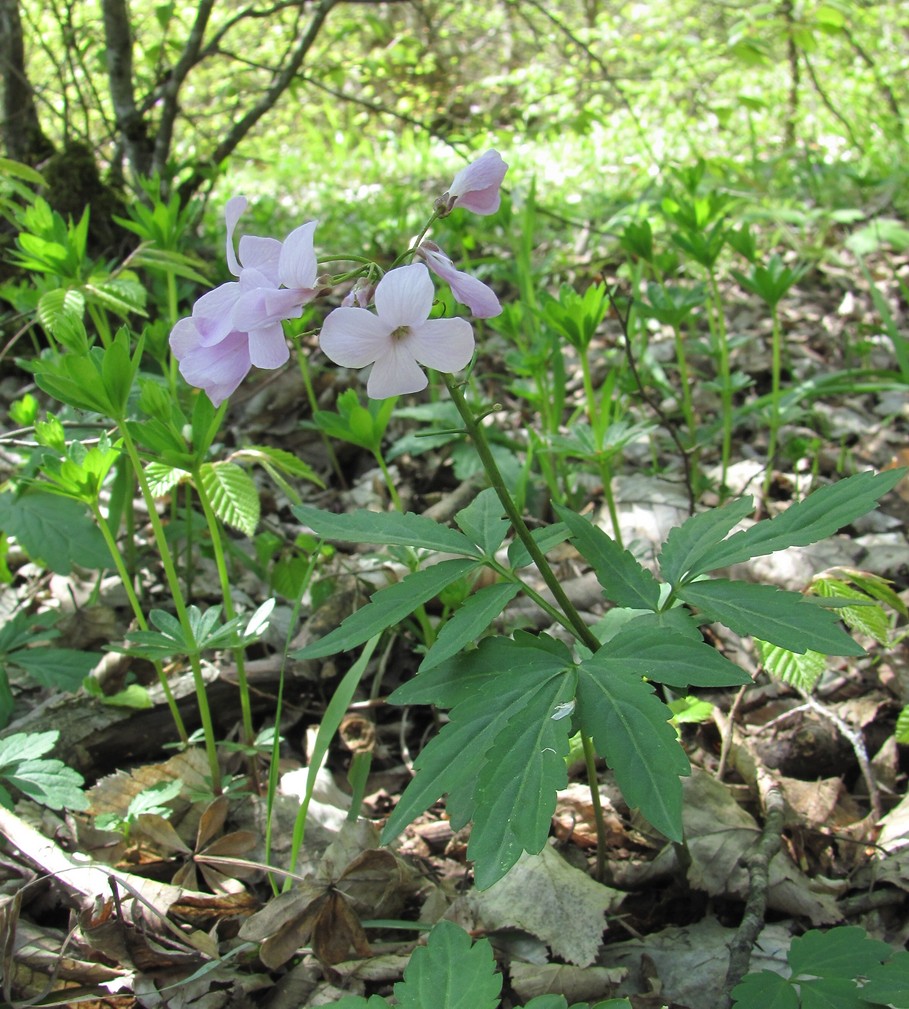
[151,0,216,177]
[177,0,341,202]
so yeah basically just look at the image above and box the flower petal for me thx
[224,196,247,277]
[178,331,251,406]
[279,221,318,289]
[448,150,507,215]
[232,285,306,331]
[248,324,290,370]
[373,263,434,327]
[408,317,475,373]
[320,307,391,367]
[417,243,502,318]
[366,343,427,399]
[239,235,282,283]
[169,316,202,359]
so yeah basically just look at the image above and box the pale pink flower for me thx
[319,264,474,398]
[169,196,318,405]
[415,240,501,318]
[436,149,507,216]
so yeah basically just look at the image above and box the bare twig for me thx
[722,769,784,1007]
[801,691,883,821]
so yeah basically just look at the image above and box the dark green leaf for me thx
[9,647,100,690]
[392,632,573,708]
[294,558,479,659]
[419,582,521,672]
[690,470,907,576]
[554,504,661,610]
[862,951,909,1007]
[395,921,501,1009]
[658,496,754,586]
[788,926,892,980]
[798,977,868,1009]
[455,488,510,556]
[730,970,799,1009]
[0,490,110,574]
[576,659,688,840]
[507,523,571,569]
[679,580,865,655]
[292,504,481,557]
[597,622,750,688]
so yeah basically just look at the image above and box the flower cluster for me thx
[170,151,507,402]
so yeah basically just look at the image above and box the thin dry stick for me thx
[716,684,748,781]
[722,770,785,1007]
[801,691,883,821]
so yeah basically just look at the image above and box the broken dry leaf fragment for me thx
[240,845,402,968]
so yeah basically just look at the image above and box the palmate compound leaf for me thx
[292,503,481,557]
[679,580,865,656]
[684,469,907,579]
[293,558,480,659]
[382,634,575,888]
[576,654,689,841]
[553,503,662,610]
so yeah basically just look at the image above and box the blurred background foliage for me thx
[4,0,906,222]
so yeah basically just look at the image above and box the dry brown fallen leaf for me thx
[239,820,408,968]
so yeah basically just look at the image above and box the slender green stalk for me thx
[707,270,733,494]
[443,375,600,651]
[193,469,255,747]
[117,422,222,791]
[763,303,784,498]
[373,449,404,512]
[296,350,346,486]
[671,321,698,449]
[582,735,609,883]
[91,500,188,743]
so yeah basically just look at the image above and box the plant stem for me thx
[707,270,733,494]
[671,321,698,450]
[296,348,347,486]
[91,500,188,743]
[763,303,783,498]
[582,734,609,882]
[373,449,404,512]
[444,376,600,652]
[443,375,610,873]
[193,469,255,747]
[118,423,222,791]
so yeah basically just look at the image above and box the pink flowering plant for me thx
[163,151,902,889]
[20,148,906,900]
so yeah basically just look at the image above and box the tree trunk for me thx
[101,0,153,178]
[0,0,54,164]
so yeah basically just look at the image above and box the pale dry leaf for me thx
[598,918,793,1009]
[509,962,626,1004]
[461,843,623,966]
